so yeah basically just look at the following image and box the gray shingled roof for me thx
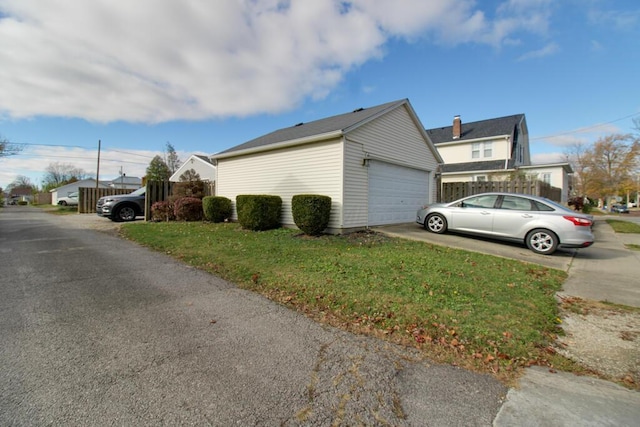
[441,159,516,173]
[426,114,524,144]
[194,154,214,165]
[216,99,408,156]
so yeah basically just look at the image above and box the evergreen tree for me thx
[146,155,171,181]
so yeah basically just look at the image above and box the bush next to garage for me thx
[203,196,232,223]
[236,195,282,231]
[292,194,332,236]
[174,197,203,221]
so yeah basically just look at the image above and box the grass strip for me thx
[122,222,572,379]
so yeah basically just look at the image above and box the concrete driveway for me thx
[374,218,640,307]
[374,222,576,271]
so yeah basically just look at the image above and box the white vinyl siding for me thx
[347,105,438,204]
[170,156,216,182]
[216,139,343,228]
[342,140,368,228]
[438,137,510,163]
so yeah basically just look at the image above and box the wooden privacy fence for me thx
[441,181,562,203]
[144,180,215,221]
[77,187,133,213]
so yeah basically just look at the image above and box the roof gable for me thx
[215,99,408,157]
[426,114,525,144]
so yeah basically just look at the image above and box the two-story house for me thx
[426,114,572,203]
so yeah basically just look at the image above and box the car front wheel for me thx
[425,213,447,234]
[113,205,137,222]
[526,228,558,255]
[59,201,67,206]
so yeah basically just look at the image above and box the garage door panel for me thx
[368,161,429,226]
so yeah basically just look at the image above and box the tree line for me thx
[564,118,640,207]
[2,141,188,198]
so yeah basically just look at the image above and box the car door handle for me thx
[481,211,492,215]
[522,214,534,218]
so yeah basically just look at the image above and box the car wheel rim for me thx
[120,207,135,220]
[428,216,443,232]
[531,232,553,252]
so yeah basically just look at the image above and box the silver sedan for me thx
[416,192,594,255]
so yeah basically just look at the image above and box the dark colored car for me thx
[96,187,146,222]
[611,204,629,214]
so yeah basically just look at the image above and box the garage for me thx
[368,160,430,226]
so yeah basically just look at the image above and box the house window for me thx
[542,173,551,184]
[484,142,492,158]
[475,175,487,182]
[471,142,492,159]
[472,143,480,159]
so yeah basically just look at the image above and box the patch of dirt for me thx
[556,295,640,388]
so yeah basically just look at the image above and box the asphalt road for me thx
[0,207,506,426]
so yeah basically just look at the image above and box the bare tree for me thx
[0,135,23,157]
[179,169,201,182]
[165,142,181,175]
[41,162,90,191]
[563,142,589,196]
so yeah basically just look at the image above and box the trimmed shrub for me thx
[292,194,332,236]
[202,196,232,223]
[174,197,203,221]
[151,200,176,222]
[236,195,282,231]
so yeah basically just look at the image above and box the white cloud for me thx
[0,0,554,123]
[517,42,560,61]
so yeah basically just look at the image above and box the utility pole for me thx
[96,139,101,192]
[120,166,126,189]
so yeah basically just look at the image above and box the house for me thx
[425,114,573,203]
[170,154,216,182]
[50,179,110,205]
[109,175,142,189]
[211,99,443,233]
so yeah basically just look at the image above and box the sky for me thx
[1,0,639,190]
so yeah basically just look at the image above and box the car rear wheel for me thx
[526,228,558,255]
[113,205,137,222]
[425,213,447,234]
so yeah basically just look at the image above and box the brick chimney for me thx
[453,115,461,139]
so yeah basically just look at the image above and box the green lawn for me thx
[606,219,640,233]
[121,221,576,380]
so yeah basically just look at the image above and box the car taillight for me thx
[563,216,592,226]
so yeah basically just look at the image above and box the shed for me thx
[50,179,110,205]
[169,154,216,182]
[212,99,442,233]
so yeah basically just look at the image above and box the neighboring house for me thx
[50,179,110,205]
[169,154,216,182]
[425,114,573,203]
[212,99,443,233]
[109,175,142,189]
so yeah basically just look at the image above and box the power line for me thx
[531,112,640,141]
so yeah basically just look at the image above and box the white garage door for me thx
[368,160,430,226]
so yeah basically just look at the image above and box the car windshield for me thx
[129,187,146,196]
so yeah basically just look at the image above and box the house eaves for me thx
[441,159,515,174]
